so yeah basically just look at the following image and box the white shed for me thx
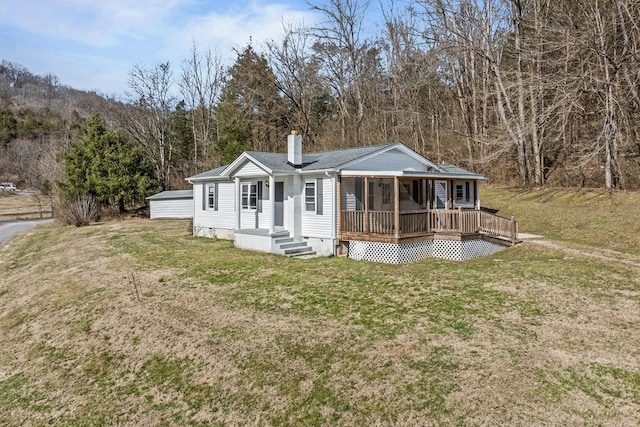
[147,190,193,219]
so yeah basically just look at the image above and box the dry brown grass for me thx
[0,192,52,220]
[1,192,640,426]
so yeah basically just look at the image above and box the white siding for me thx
[193,182,236,229]
[301,176,333,238]
[149,198,193,219]
[235,161,266,177]
[342,148,433,172]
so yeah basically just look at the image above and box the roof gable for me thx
[338,144,441,173]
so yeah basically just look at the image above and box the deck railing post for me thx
[511,216,516,246]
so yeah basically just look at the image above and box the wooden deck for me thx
[339,209,518,246]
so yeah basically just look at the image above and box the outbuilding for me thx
[147,190,193,219]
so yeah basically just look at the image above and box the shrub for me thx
[60,193,98,227]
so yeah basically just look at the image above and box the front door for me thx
[274,181,284,227]
[435,181,447,209]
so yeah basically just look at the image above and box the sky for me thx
[0,0,321,98]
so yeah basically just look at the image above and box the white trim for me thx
[221,153,272,177]
[328,172,337,240]
[268,175,275,234]
[241,182,258,211]
[303,180,316,214]
[234,177,241,230]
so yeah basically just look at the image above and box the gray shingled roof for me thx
[187,143,484,180]
[246,143,395,172]
[146,190,193,200]
[186,165,228,180]
[437,164,485,179]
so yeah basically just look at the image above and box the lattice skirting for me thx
[348,238,507,263]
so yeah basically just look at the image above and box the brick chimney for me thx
[287,130,302,169]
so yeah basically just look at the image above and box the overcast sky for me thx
[0,0,320,97]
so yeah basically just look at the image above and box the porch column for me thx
[364,177,369,234]
[474,181,480,209]
[336,176,342,235]
[268,175,275,234]
[234,176,241,230]
[394,177,400,238]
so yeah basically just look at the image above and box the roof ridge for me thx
[305,142,396,156]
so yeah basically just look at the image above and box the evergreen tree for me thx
[216,43,288,162]
[63,115,160,213]
[0,108,17,146]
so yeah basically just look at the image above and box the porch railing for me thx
[340,209,518,243]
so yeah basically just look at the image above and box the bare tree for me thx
[267,22,329,147]
[308,0,372,146]
[179,43,225,171]
[127,62,176,190]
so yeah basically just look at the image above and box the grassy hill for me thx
[1,188,639,426]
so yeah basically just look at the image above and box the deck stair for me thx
[273,233,316,257]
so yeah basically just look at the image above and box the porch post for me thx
[475,181,480,209]
[234,176,241,230]
[394,177,400,238]
[447,180,456,209]
[268,175,275,234]
[336,176,341,235]
[364,177,369,234]
[450,180,455,209]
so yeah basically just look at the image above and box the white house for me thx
[186,132,518,263]
[147,190,193,219]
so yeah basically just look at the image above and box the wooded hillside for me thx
[1,0,639,196]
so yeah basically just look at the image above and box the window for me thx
[465,182,471,202]
[202,183,218,211]
[305,181,316,212]
[456,184,464,200]
[241,183,257,210]
[208,185,216,209]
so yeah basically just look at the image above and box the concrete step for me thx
[285,247,316,256]
[274,237,294,244]
[279,241,308,250]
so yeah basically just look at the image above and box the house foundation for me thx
[347,236,507,263]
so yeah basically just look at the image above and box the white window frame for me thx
[207,184,216,210]
[304,180,316,213]
[241,182,258,211]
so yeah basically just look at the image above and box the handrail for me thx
[340,209,518,243]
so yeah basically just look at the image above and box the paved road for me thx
[0,219,54,246]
